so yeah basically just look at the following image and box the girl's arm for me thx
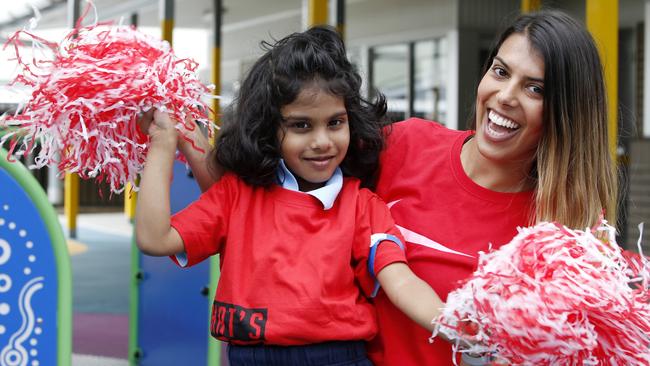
[376,262,445,332]
[135,110,185,256]
[378,263,484,361]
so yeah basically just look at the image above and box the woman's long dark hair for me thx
[472,10,617,228]
[214,26,387,188]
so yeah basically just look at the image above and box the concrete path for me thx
[59,212,132,366]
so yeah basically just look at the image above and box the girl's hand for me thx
[135,108,185,257]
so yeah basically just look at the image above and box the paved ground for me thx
[72,354,129,366]
[60,212,132,366]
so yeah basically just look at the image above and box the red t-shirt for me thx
[368,119,534,365]
[171,173,406,345]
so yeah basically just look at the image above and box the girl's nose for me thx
[311,129,332,150]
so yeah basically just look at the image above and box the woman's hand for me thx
[137,108,219,191]
[137,108,179,153]
[138,108,206,151]
[149,110,179,152]
[136,109,155,135]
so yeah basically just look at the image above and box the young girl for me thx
[135,26,443,366]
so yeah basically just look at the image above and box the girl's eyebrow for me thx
[494,55,544,84]
[282,110,348,122]
[327,110,348,120]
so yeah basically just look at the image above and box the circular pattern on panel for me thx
[0,202,44,366]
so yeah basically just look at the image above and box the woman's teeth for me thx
[489,110,519,129]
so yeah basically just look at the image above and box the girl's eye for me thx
[290,121,310,129]
[329,119,346,127]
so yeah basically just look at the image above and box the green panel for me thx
[129,228,141,365]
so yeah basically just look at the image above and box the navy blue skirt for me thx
[227,341,373,366]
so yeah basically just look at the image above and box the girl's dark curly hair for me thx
[214,25,387,189]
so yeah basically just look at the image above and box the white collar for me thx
[277,159,343,210]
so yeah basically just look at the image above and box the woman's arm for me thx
[135,110,184,256]
[138,110,221,192]
[376,262,445,332]
[177,119,222,192]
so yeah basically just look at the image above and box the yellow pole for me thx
[308,0,328,26]
[207,1,223,365]
[334,0,345,39]
[161,0,175,45]
[124,183,137,221]
[521,0,542,13]
[162,19,174,46]
[65,0,81,239]
[586,0,618,159]
[124,14,140,221]
[64,173,79,238]
[211,48,221,131]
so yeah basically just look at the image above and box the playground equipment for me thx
[0,148,72,366]
[130,160,223,366]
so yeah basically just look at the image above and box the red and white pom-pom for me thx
[1,13,214,194]
[433,221,650,366]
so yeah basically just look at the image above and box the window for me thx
[369,37,447,123]
[415,38,447,123]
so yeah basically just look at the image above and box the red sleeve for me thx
[169,173,235,267]
[378,119,443,199]
[353,189,407,297]
[380,121,410,177]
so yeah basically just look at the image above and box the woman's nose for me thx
[496,82,519,108]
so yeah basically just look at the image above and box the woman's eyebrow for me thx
[494,55,544,83]
[494,56,510,70]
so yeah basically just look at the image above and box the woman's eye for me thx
[528,84,544,96]
[492,66,507,78]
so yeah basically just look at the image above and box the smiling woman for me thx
[366,9,619,366]
[465,33,545,193]
[468,10,617,229]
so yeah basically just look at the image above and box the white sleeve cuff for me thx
[175,252,188,267]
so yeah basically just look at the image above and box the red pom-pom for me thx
[2,15,214,194]
[433,222,650,365]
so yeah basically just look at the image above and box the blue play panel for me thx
[134,160,222,365]
[0,149,71,366]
